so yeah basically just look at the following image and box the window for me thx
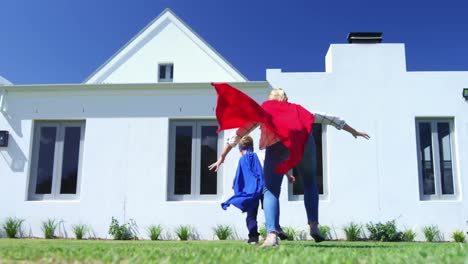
[28,121,85,200]
[158,64,174,82]
[168,120,220,200]
[289,124,327,200]
[416,119,457,200]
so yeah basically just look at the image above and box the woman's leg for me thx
[299,136,319,224]
[297,136,325,242]
[263,142,289,234]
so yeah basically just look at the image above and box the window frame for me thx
[28,120,85,200]
[415,118,458,201]
[167,120,222,201]
[158,63,174,83]
[288,124,328,201]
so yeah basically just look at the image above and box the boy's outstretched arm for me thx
[208,143,233,172]
[343,124,370,139]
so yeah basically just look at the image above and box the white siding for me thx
[267,44,468,240]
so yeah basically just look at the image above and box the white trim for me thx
[28,120,86,200]
[167,119,221,201]
[0,89,6,112]
[84,8,247,84]
[416,118,458,201]
[2,81,268,93]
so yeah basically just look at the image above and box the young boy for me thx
[221,136,263,244]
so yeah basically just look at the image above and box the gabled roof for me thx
[0,75,12,86]
[84,8,247,83]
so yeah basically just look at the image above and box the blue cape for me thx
[221,152,264,212]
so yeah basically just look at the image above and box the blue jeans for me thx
[263,137,320,234]
[263,142,289,234]
[295,136,319,224]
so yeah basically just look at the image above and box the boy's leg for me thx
[246,199,260,243]
[246,199,260,238]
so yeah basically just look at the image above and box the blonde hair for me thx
[268,88,288,102]
[239,135,254,150]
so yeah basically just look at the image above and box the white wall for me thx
[0,83,269,239]
[267,44,468,240]
[1,43,467,241]
[85,11,246,84]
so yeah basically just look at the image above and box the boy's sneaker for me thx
[310,225,326,243]
[260,233,279,248]
[247,236,259,245]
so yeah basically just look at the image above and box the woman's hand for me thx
[343,124,370,140]
[352,131,370,140]
[208,157,225,172]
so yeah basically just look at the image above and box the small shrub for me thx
[72,224,89,240]
[319,225,331,240]
[282,227,297,241]
[423,225,441,242]
[366,220,401,242]
[2,217,25,238]
[212,225,233,240]
[343,222,362,241]
[401,228,417,242]
[175,225,193,241]
[452,230,466,243]
[108,217,134,240]
[147,225,163,241]
[41,219,58,239]
[259,223,267,239]
[296,230,309,241]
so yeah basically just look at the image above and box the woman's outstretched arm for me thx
[343,124,370,139]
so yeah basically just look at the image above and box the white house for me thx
[0,9,466,241]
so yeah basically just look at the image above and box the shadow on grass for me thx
[304,243,389,249]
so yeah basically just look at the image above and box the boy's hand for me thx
[208,157,225,172]
[286,174,296,184]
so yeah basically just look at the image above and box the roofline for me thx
[83,8,248,83]
[3,81,269,92]
[167,9,248,81]
[0,75,13,85]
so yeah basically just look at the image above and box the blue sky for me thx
[1,0,467,84]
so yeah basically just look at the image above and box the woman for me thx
[209,85,369,247]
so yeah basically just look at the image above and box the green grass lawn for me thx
[0,239,466,263]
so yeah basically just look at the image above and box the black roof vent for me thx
[347,32,383,43]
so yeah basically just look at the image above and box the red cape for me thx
[212,83,315,174]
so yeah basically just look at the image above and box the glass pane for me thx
[60,126,81,194]
[293,125,323,195]
[159,65,166,79]
[418,122,435,195]
[200,126,218,195]
[35,127,57,194]
[174,126,192,195]
[170,65,174,79]
[437,122,454,195]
